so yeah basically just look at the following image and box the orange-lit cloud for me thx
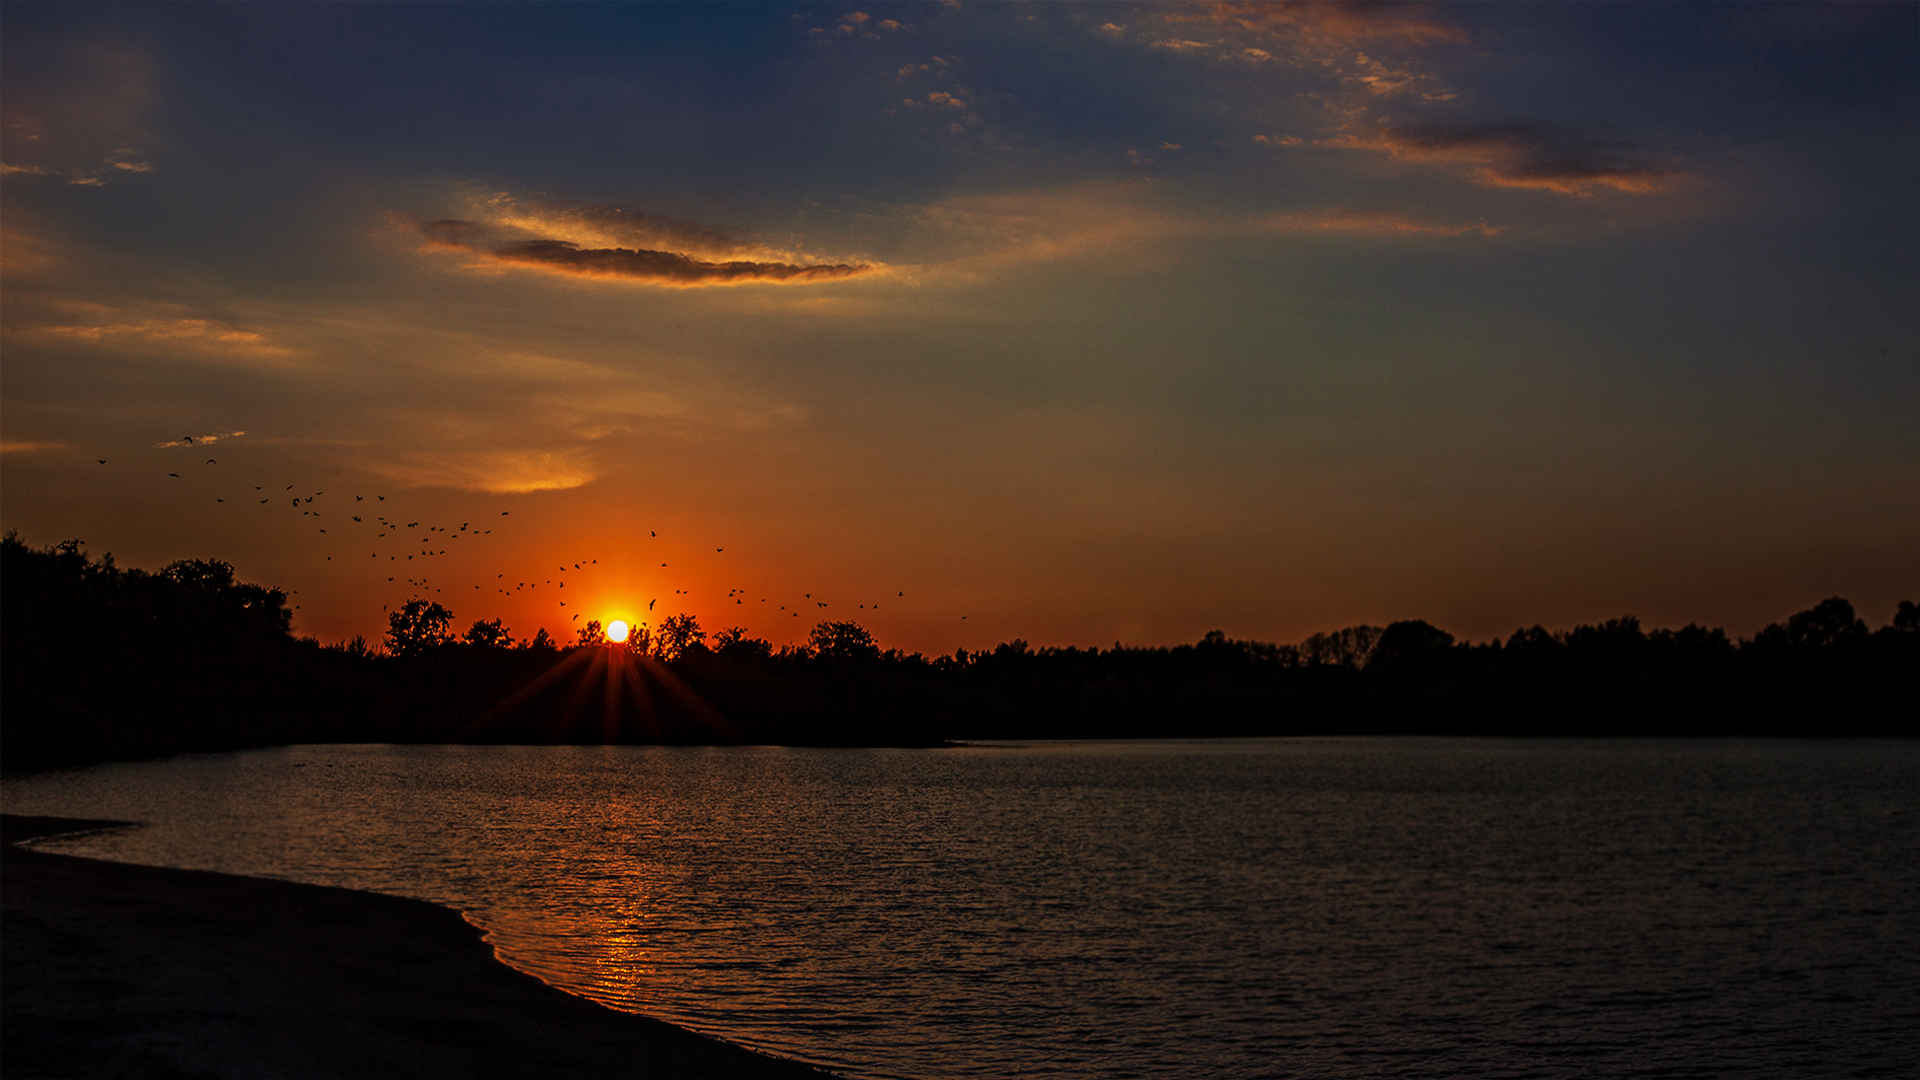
[0,43,158,186]
[1260,208,1500,237]
[35,316,288,352]
[468,197,751,259]
[1188,2,1468,48]
[368,448,599,494]
[406,201,875,287]
[154,431,245,449]
[485,240,871,286]
[1327,122,1678,195]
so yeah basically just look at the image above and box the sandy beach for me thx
[1,814,835,1079]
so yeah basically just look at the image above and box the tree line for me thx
[4,533,1914,773]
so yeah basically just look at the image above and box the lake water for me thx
[6,739,1917,1078]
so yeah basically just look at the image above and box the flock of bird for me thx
[103,438,931,640]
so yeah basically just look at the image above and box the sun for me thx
[606,619,630,643]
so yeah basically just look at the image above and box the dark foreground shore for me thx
[1,815,834,1079]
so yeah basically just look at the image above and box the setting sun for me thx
[606,620,629,643]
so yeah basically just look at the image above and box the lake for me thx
[6,739,1917,1078]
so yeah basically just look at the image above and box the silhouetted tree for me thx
[1369,620,1455,669]
[386,598,453,656]
[1300,624,1383,667]
[1891,601,1919,635]
[464,618,514,648]
[809,620,879,661]
[713,625,773,659]
[576,619,607,647]
[656,613,706,659]
[1787,597,1868,649]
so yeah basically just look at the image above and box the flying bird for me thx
[206,458,216,465]
[97,460,106,465]
[168,472,179,478]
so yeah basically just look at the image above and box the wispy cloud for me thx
[154,431,245,449]
[1327,122,1679,195]
[366,448,599,495]
[0,44,158,186]
[1260,208,1500,237]
[405,196,876,287]
[1187,2,1468,49]
[36,317,288,352]
[0,439,68,455]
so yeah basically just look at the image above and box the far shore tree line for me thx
[4,533,1915,773]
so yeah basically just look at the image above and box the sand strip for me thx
[2,814,836,1079]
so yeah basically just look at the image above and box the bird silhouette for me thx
[97,460,106,465]
[206,458,216,465]
[168,472,179,478]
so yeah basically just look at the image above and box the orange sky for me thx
[4,3,1916,652]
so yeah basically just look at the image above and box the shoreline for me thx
[1,814,837,1079]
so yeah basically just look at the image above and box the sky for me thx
[3,1,1916,654]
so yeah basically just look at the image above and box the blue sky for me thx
[4,2,1915,651]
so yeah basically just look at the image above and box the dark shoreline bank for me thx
[1,814,836,1079]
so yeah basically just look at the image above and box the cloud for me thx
[459,196,753,259]
[366,449,598,494]
[36,317,289,351]
[1189,2,1468,48]
[0,44,158,186]
[1327,122,1678,195]
[0,440,68,455]
[155,431,246,449]
[405,197,876,287]
[488,240,871,286]
[1260,208,1500,237]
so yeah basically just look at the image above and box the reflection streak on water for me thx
[5,739,1919,1080]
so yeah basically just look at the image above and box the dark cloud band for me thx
[489,240,871,285]
[1333,121,1676,195]
[414,219,870,286]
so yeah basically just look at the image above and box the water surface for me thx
[7,739,1916,1078]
